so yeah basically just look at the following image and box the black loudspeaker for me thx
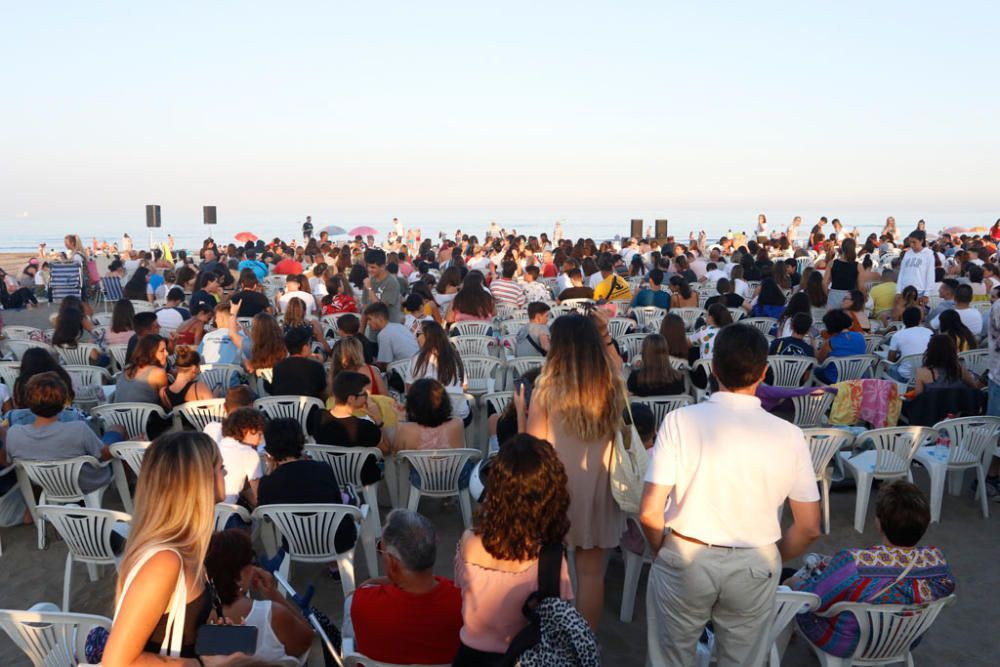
[203,206,217,225]
[145,205,161,228]
[630,219,643,239]
[655,219,668,238]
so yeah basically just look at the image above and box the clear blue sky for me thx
[1,1,996,227]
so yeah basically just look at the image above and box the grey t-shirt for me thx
[4,421,111,493]
[370,274,402,323]
[376,323,420,364]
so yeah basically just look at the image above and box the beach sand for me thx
[0,252,42,276]
[0,303,996,665]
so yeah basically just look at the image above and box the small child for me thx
[402,293,429,334]
[515,302,551,357]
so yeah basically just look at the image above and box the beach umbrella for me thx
[970,226,988,233]
[941,226,969,235]
[234,231,258,243]
[348,225,379,237]
[319,225,347,236]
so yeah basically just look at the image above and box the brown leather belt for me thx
[671,531,752,550]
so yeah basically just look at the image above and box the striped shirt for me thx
[489,278,526,308]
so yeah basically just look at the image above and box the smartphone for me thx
[194,625,258,656]
[514,376,533,407]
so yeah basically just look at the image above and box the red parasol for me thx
[234,232,258,243]
[348,226,379,237]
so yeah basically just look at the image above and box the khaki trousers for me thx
[647,533,781,667]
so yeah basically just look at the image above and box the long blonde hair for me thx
[116,432,220,601]
[534,314,625,441]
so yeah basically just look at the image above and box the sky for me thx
[1,1,997,233]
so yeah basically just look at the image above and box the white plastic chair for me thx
[798,594,957,666]
[878,353,922,390]
[213,502,251,532]
[767,355,815,388]
[502,357,543,390]
[0,465,21,557]
[725,306,746,322]
[632,395,693,427]
[36,505,131,611]
[461,356,505,396]
[54,343,102,366]
[63,364,112,388]
[108,441,151,514]
[813,354,877,386]
[958,348,989,377]
[107,343,130,372]
[619,516,651,623]
[397,449,482,528]
[769,587,820,667]
[14,457,110,550]
[743,317,778,335]
[91,402,168,440]
[451,335,494,358]
[914,422,1000,521]
[172,398,227,431]
[619,333,648,361]
[199,363,244,392]
[802,429,856,534]
[254,396,324,438]
[4,340,57,360]
[792,390,834,427]
[0,361,19,388]
[252,367,274,397]
[0,604,113,667]
[450,320,493,337]
[252,503,363,597]
[499,318,528,337]
[840,426,936,533]
[671,307,704,331]
[607,316,637,340]
[690,358,714,403]
[632,306,667,333]
[305,444,385,578]
[482,391,513,416]
[862,333,886,354]
[0,325,43,341]
[387,358,412,381]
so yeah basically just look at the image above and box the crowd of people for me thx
[3,213,996,665]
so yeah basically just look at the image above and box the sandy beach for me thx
[0,252,41,276]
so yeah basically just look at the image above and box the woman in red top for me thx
[320,275,358,314]
[990,218,1000,242]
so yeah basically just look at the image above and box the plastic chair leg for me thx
[336,550,356,598]
[619,549,644,623]
[926,463,946,524]
[976,466,990,519]
[821,475,832,534]
[112,460,134,514]
[406,487,421,513]
[359,513,379,579]
[62,553,73,612]
[853,470,873,533]
[947,469,966,496]
[459,490,473,529]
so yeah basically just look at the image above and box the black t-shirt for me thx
[626,371,687,397]
[270,356,327,399]
[232,290,270,317]
[189,289,217,313]
[257,459,357,553]
[309,413,383,485]
[704,293,745,309]
[769,336,815,357]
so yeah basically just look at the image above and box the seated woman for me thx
[189,271,223,313]
[488,368,541,453]
[937,309,978,353]
[395,378,467,488]
[688,303,733,362]
[123,266,154,302]
[446,271,495,324]
[114,334,171,437]
[258,417,357,554]
[886,285,922,326]
[104,299,137,346]
[160,346,215,409]
[668,275,699,308]
[912,334,981,396]
[0,266,38,309]
[789,481,955,659]
[282,296,330,356]
[329,337,388,397]
[627,334,687,397]
[321,274,359,314]
[815,309,867,383]
[50,305,109,366]
[405,320,471,426]
[204,529,315,662]
[244,312,288,376]
[173,302,213,346]
[452,434,574,665]
[749,277,787,319]
[311,371,387,485]
[841,289,872,332]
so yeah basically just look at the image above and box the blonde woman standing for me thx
[527,313,625,629]
[100,432,237,665]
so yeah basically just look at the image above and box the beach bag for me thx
[80,547,189,665]
[609,401,648,514]
[499,544,600,667]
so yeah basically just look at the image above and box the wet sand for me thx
[0,303,996,665]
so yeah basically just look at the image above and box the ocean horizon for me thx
[1,208,995,254]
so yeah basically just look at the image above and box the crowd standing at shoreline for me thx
[4,213,998,665]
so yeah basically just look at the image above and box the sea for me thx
[1,208,995,254]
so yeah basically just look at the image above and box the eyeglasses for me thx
[376,539,397,560]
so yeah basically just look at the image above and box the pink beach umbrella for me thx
[348,226,379,237]
[234,231,258,243]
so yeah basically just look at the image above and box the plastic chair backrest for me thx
[397,449,481,496]
[958,349,989,377]
[199,364,243,392]
[254,396,323,435]
[451,335,493,358]
[15,457,98,503]
[107,344,130,371]
[109,441,151,477]
[861,427,934,477]
[767,355,815,388]
[827,354,876,382]
[632,395,693,426]
[822,595,955,663]
[802,428,855,477]
[305,445,383,489]
[671,308,703,331]
[933,416,1000,462]
[55,343,101,366]
[462,356,504,393]
[0,607,112,667]
[619,333,648,361]
[174,399,227,430]
[451,320,492,337]
[947,423,1000,467]
[607,317,637,340]
[251,503,363,562]
[632,306,667,332]
[792,391,834,427]
[743,317,777,335]
[214,502,251,532]
[1,325,42,340]
[769,588,819,651]
[483,391,513,415]
[36,505,131,564]
[6,340,56,360]
[91,403,164,440]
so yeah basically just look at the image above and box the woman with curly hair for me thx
[527,313,625,630]
[244,312,287,373]
[282,296,330,355]
[452,433,573,665]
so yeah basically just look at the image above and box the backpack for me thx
[499,544,601,667]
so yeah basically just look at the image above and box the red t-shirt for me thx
[541,262,558,278]
[274,258,303,275]
[350,577,462,664]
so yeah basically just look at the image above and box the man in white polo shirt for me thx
[640,323,821,666]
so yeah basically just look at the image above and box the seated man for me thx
[198,301,246,366]
[217,407,266,506]
[0,372,123,495]
[203,385,256,445]
[310,371,387,486]
[365,302,419,371]
[789,481,955,659]
[515,301,551,357]
[557,268,594,302]
[630,268,671,309]
[337,313,377,363]
[270,328,328,399]
[769,312,815,357]
[346,509,462,664]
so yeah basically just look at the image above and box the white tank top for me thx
[243,600,299,664]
